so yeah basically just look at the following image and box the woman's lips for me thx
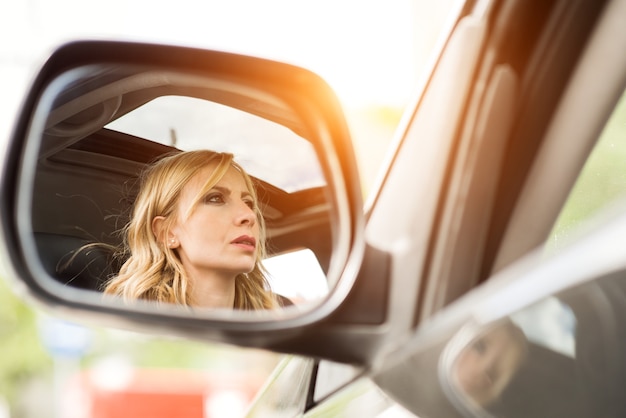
[231,235,256,250]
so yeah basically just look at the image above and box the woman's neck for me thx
[188,270,237,308]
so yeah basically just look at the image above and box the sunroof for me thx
[106,95,325,193]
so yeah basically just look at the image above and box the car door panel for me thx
[418,0,609,321]
[493,0,626,271]
[370,0,626,415]
[365,8,489,343]
[420,64,518,320]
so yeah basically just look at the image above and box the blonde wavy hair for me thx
[104,150,278,310]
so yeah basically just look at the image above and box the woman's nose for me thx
[236,202,256,226]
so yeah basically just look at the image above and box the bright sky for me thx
[1,0,455,151]
[12,1,453,99]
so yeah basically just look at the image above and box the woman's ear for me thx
[152,216,179,248]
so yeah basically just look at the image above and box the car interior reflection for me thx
[461,271,626,418]
[30,67,335,310]
[452,318,528,408]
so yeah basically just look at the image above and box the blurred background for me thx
[0,1,457,417]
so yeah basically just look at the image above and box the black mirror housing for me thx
[1,40,376,363]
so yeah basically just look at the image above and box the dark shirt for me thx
[276,294,294,307]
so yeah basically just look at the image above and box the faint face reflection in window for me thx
[453,320,528,407]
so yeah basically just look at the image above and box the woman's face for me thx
[169,163,260,280]
[453,325,525,406]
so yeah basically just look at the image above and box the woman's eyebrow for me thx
[212,186,252,199]
[211,186,231,195]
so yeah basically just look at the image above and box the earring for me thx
[168,238,176,247]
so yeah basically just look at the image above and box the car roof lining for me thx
[41,69,312,159]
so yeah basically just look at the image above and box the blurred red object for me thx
[64,369,263,418]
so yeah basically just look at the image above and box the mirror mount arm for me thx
[263,244,391,364]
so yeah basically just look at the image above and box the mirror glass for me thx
[20,64,337,315]
[442,270,626,418]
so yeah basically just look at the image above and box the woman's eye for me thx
[204,193,224,204]
[244,200,255,210]
[472,339,487,355]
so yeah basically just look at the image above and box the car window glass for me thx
[309,377,400,417]
[244,355,315,418]
[313,360,363,402]
[441,86,626,416]
[443,268,626,418]
[509,297,575,357]
[547,88,626,254]
[263,249,329,305]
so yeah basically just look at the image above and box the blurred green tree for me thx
[0,277,52,406]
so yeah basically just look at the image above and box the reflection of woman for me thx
[453,319,528,407]
[104,150,286,310]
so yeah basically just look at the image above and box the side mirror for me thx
[1,41,366,359]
